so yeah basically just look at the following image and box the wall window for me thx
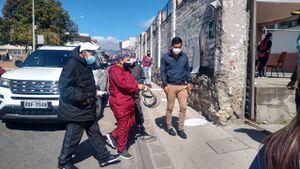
[208,20,216,39]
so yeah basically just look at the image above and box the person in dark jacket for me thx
[160,37,192,139]
[127,52,147,135]
[57,42,120,169]
[257,33,273,78]
[105,51,145,160]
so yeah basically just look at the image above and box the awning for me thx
[257,0,300,24]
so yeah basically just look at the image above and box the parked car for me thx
[0,46,104,123]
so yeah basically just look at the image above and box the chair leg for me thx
[271,67,273,77]
[281,67,285,77]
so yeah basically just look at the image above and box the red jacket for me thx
[108,64,138,118]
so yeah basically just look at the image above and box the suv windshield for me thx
[22,50,72,67]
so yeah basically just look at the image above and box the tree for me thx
[0,0,78,46]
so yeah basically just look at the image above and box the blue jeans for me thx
[143,67,152,84]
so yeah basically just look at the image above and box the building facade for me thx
[135,0,251,125]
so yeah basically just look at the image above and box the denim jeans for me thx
[143,67,152,84]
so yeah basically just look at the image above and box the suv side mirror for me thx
[15,60,23,67]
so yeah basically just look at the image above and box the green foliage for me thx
[0,0,78,46]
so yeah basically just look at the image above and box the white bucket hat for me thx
[79,42,100,53]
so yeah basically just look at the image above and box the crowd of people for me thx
[57,37,192,169]
[57,32,300,169]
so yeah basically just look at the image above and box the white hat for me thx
[79,42,100,53]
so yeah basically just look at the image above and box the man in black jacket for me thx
[57,42,120,169]
[126,52,147,135]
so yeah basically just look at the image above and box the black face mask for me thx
[123,62,135,70]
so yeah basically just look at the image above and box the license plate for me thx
[24,100,48,109]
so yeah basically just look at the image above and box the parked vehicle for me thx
[0,46,103,123]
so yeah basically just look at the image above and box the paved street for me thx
[0,108,143,169]
[0,84,268,169]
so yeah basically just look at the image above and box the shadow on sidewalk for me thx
[234,128,267,143]
[155,116,179,133]
[73,140,98,164]
[72,128,140,164]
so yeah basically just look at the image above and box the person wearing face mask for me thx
[105,51,145,160]
[127,52,148,135]
[57,42,120,169]
[142,50,153,87]
[257,33,273,78]
[160,37,192,139]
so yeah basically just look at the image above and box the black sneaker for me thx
[99,154,121,167]
[167,128,176,136]
[106,133,117,149]
[178,130,187,139]
[57,162,78,169]
[117,151,133,160]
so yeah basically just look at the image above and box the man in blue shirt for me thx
[160,37,192,139]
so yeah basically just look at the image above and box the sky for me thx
[0,0,169,50]
[61,0,168,50]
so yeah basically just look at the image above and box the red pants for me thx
[111,112,135,152]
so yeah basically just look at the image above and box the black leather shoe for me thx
[99,154,121,167]
[178,130,187,139]
[58,162,78,169]
[168,128,176,136]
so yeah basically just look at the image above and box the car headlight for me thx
[0,78,10,88]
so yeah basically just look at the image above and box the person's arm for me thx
[150,57,154,66]
[160,55,167,87]
[184,56,193,91]
[184,57,192,84]
[138,65,145,84]
[109,68,138,94]
[59,60,88,104]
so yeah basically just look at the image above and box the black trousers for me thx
[258,57,269,77]
[58,120,110,165]
[134,91,144,125]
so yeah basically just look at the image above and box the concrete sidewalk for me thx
[0,83,268,169]
[140,84,267,169]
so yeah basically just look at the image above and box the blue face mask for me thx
[86,55,96,65]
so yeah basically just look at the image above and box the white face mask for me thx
[172,48,182,55]
[128,58,136,64]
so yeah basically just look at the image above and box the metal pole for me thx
[172,0,176,38]
[158,11,162,68]
[250,0,257,121]
[32,0,36,51]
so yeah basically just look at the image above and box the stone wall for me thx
[139,0,250,125]
[214,0,249,125]
[160,16,173,56]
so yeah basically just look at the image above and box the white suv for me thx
[0,46,102,123]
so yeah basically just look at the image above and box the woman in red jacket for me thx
[106,51,145,160]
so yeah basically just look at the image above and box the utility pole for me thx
[32,0,36,51]
[172,0,177,38]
